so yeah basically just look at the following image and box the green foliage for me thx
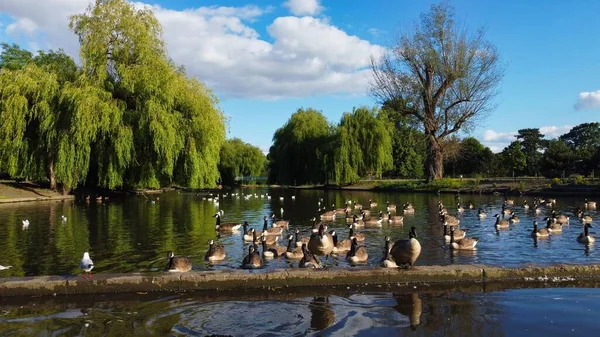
[560,122,600,173]
[0,43,33,70]
[499,141,527,176]
[540,139,576,178]
[218,138,266,186]
[516,128,545,176]
[552,177,562,186]
[382,107,426,178]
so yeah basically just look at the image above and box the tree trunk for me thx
[48,156,57,191]
[426,135,444,181]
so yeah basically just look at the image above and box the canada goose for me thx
[379,211,389,221]
[443,224,465,242]
[262,216,283,236]
[285,235,304,259]
[242,222,254,242]
[585,199,597,209]
[261,235,287,258]
[361,209,371,217]
[204,240,226,261]
[387,202,397,212]
[351,215,364,229]
[369,199,378,208]
[380,236,398,268]
[213,213,241,233]
[331,230,352,254]
[441,214,460,227]
[346,237,368,263]
[389,213,403,224]
[320,210,335,221]
[354,202,363,210]
[546,217,562,233]
[551,211,569,224]
[390,226,421,268]
[449,227,478,250]
[345,211,355,223]
[334,204,347,215]
[253,228,279,245]
[348,226,366,242]
[364,216,383,227]
[504,198,515,206]
[531,220,550,238]
[80,252,94,279]
[533,205,541,215]
[271,214,289,229]
[494,214,510,230]
[457,203,464,213]
[477,208,487,219]
[579,211,593,223]
[501,204,511,216]
[241,245,263,269]
[523,200,530,209]
[308,224,334,258]
[577,223,595,244]
[403,203,415,214]
[299,244,322,268]
[295,229,310,248]
[509,212,520,224]
[467,201,474,209]
[311,218,328,233]
[165,251,191,272]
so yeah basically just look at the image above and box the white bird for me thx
[80,252,94,279]
[22,220,29,230]
[61,215,67,222]
[0,265,12,271]
[292,196,296,200]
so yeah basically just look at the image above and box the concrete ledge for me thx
[1,264,600,297]
[0,195,75,204]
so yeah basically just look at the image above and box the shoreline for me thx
[1,264,599,297]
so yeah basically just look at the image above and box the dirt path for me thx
[0,180,71,202]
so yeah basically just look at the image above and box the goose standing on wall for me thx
[577,223,595,244]
[204,240,226,262]
[80,252,94,279]
[530,220,550,238]
[380,236,398,268]
[346,237,368,263]
[308,224,334,261]
[390,226,421,268]
[213,212,242,233]
[285,235,304,259]
[449,227,478,250]
[241,245,263,269]
[165,251,191,272]
[299,244,322,268]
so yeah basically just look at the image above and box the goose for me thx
[477,208,487,219]
[523,200,530,209]
[320,209,336,221]
[361,209,371,217]
[299,244,322,269]
[262,216,283,236]
[387,201,397,212]
[504,198,515,206]
[390,227,421,268]
[165,251,191,272]
[213,213,241,233]
[0,265,12,271]
[509,212,520,224]
[311,218,328,233]
[501,204,511,216]
[252,228,278,245]
[285,235,304,259]
[531,220,550,238]
[533,205,542,215]
[294,229,310,248]
[449,227,478,250]
[379,211,389,221]
[348,226,366,242]
[551,211,569,225]
[438,201,448,215]
[345,211,355,223]
[308,224,334,258]
[494,214,510,230]
[577,223,595,244]
[585,199,597,209]
[354,202,363,210]
[22,219,29,230]
[578,211,593,223]
[346,237,368,263]
[456,203,464,213]
[334,204,347,215]
[331,230,352,254]
[241,245,263,269]
[204,240,226,261]
[364,216,383,227]
[546,217,562,233]
[441,214,460,227]
[80,252,94,278]
[61,215,67,223]
[467,201,474,209]
[242,222,257,242]
[369,199,378,208]
[443,224,465,242]
[271,214,289,229]
[261,235,287,258]
[380,236,398,268]
[403,203,415,214]
[389,212,404,224]
[351,215,365,229]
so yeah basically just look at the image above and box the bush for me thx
[552,177,561,186]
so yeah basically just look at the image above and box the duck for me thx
[262,216,284,236]
[346,237,368,263]
[80,252,94,278]
[389,213,404,224]
[449,227,478,250]
[551,210,569,225]
[369,199,378,208]
[494,214,510,230]
[271,214,289,229]
[389,226,421,268]
[531,220,550,238]
[477,208,487,219]
[294,229,311,248]
[546,217,562,233]
[585,198,597,209]
[443,224,466,242]
[241,245,263,269]
[165,251,191,272]
[285,235,304,259]
[330,230,352,254]
[308,224,334,258]
[204,240,226,261]
[509,212,520,224]
[577,223,595,244]
[299,244,322,269]
[213,212,242,233]
[348,226,366,242]
[242,222,254,242]
[261,235,287,258]
[578,211,593,223]
[380,236,398,268]
[387,201,397,212]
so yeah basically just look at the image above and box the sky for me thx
[1,0,600,154]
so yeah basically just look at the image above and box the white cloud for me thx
[283,0,323,16]
[6,17,37,36]
[574,90,600,110]
[481,125,574,153]
[0,1,384,100]
[482,129,516,143]
[539,125,573,138]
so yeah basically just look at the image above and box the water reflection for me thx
[309,297,335,331]
[393,293,422,331]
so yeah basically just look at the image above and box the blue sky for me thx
[1,0,600,153]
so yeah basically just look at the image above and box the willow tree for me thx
[331,107,392,184]
[69,0,224,189]
[369,3,504,181]
[218,138,266,185]
[268,108,331,185]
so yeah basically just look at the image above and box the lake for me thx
[0,188,598,277]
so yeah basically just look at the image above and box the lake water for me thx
[1,285,600,336]
[0,188,598,277]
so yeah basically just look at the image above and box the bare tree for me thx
[370,2,504,181]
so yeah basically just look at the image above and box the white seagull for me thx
[61,215,67,222]
[0,265,12,271]
[80,252,94,279]
[22,220,29,230]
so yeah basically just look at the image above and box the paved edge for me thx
[0,195,75,204]
[1,264,599,297]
